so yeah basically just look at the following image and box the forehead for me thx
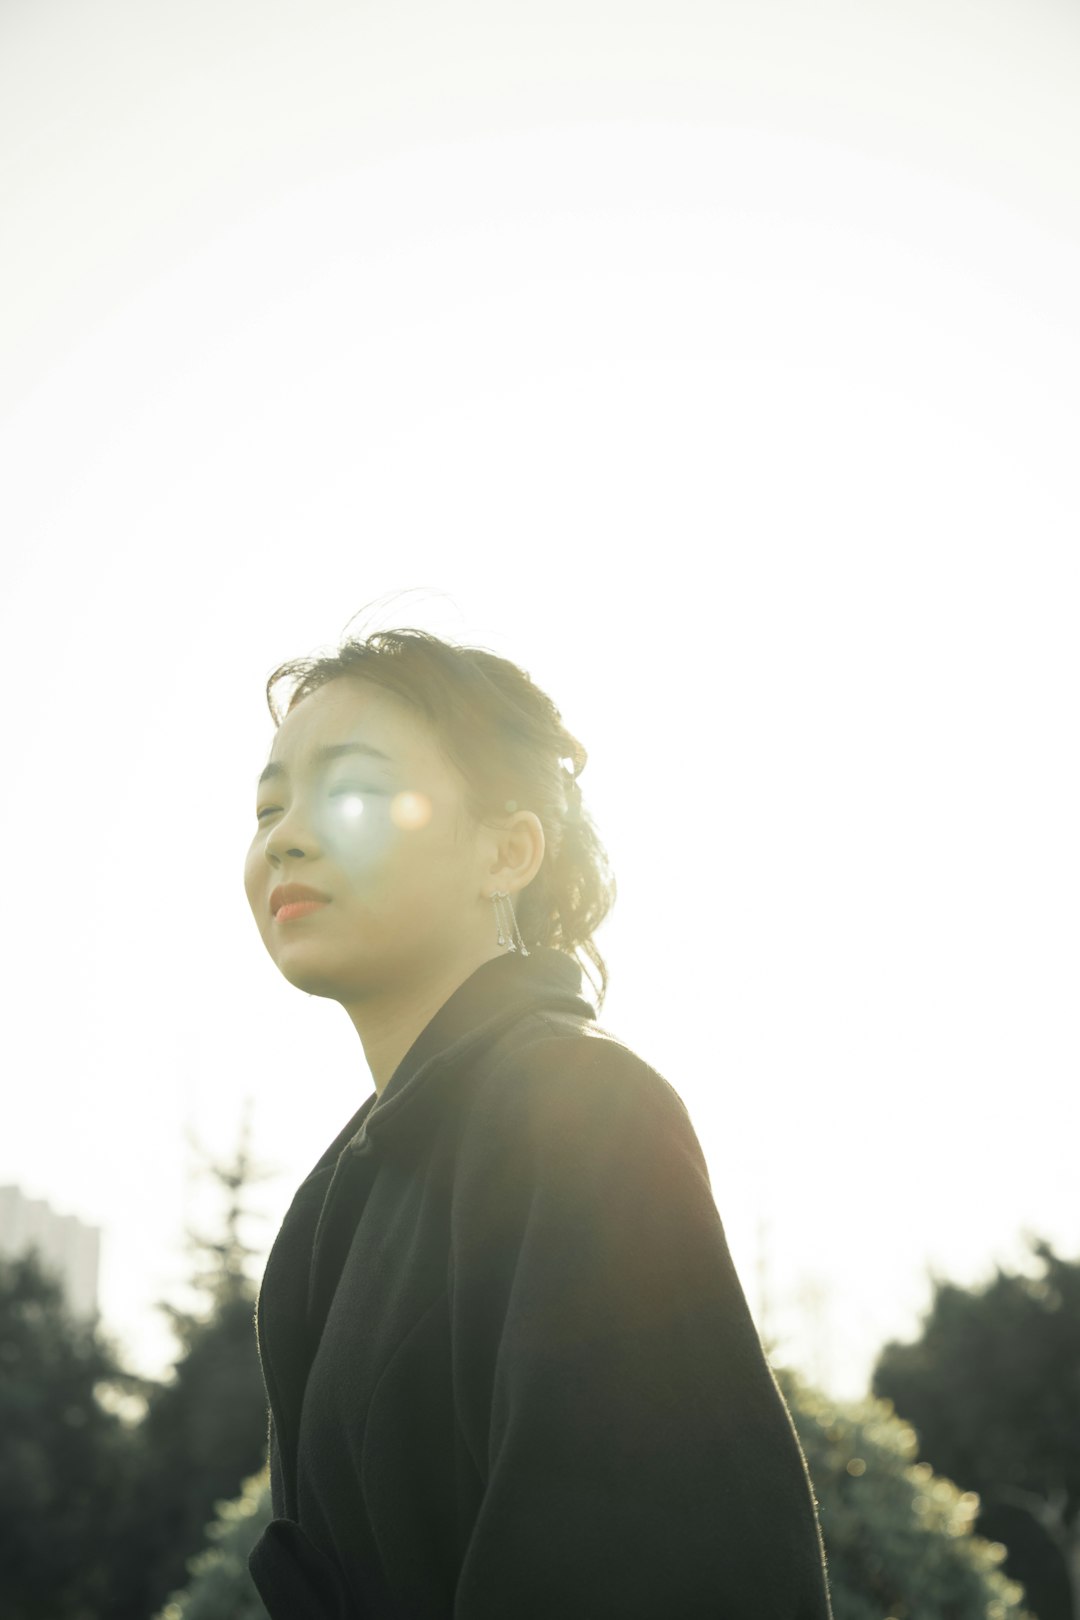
[267,678,439,773]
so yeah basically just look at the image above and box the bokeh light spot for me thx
[391,790,433,831]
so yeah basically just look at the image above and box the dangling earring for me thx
[490,891,529,956]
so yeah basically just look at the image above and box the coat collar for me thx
[359,944,598,1149]
[288,946,597,1188]
[257,946,598,1521]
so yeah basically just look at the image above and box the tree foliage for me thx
[155,1467,272,1620]
[775,1364,1033,1620]
[108,1113,273,1620]
[872,1235,1080,1620]
[0,1111,274,1620]
[0,1251,142,1620]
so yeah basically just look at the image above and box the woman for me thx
[243,625,833,1619]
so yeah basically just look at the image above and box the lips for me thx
[270,883,331,917]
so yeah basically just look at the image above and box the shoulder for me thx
[450,1017,720,1268]
[462,1013,706,1178]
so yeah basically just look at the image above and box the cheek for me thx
[243,840,269,908]
[328,797,451,885]
[359,824,458,904]
[326,824,399,885]
[406,825,474,898]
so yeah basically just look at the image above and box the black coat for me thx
[248,946,833,1619]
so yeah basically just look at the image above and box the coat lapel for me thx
[257,948,598,1521]
[256,1093,377,1520]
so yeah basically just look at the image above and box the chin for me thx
[272,947,381,1003]
[276,959,346,999]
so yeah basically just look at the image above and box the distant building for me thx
[0,1186,101,1319]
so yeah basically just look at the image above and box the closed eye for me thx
[255,786,388,822]
[330,786,387,805]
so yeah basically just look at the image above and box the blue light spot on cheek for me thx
[318,795,397,869]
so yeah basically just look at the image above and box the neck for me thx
[344,942,506,1093]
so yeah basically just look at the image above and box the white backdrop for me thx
[3,0,1078,1400]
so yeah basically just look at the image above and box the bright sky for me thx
[3,0,1078,1404]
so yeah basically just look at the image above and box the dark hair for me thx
[263,626,616,1009]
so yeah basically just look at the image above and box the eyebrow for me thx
[257,741,395,788]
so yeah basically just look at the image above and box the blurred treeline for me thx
[0,1130,270,1620]
[1,1131,1078,1620]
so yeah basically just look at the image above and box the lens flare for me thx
[390,790,433,831]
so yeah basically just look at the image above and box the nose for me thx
[263,800,319,866]
[269,842,306,862]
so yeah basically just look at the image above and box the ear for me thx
[484,810,546,897]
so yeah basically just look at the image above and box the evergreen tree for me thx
[154,1467,271,1620]
[872,1234,1080,1620]
[0,1250,143,1620]
[110,1108,274,1620]
[776,1364,1033,1620]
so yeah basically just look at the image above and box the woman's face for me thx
[244,676,499,1002]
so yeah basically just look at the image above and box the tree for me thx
[871,1234,1080,1620]
[0,1251,143,1620]
[154,1467,272,1620]
[773,1364,1033,1620]
[109,1109,275,1620]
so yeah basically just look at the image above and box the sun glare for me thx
[391,791,434,831]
